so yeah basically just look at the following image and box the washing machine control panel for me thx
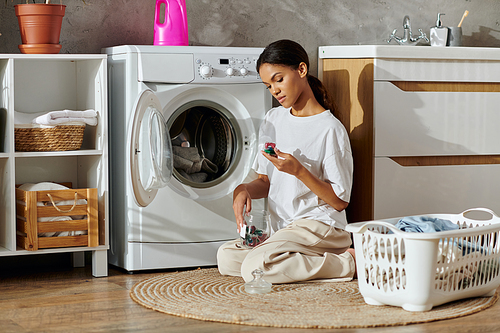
[194,53,261,83]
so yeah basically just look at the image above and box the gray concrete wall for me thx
[1,0,499,74]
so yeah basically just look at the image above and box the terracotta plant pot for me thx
[15,4,66,54]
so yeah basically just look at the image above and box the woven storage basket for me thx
[15,125,85,152]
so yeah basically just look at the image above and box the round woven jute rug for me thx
[130,268,498,329]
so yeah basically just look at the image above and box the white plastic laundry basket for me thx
[346,208,500,312]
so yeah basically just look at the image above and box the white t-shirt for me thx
[253,106,353,232]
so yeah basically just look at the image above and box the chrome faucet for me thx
[388,15,429,45]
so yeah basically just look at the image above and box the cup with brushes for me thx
[449,10,468,46]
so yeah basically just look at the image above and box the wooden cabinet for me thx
[0,54,108,277]
[319,46,500,222]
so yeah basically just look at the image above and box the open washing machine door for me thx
[130,89,173,207]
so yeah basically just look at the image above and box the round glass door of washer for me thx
[130,90,173,207]
[168,100,242,188]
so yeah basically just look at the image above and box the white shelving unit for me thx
[0,54,108,277]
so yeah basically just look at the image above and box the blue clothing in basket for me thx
[396,216,487,255]
[395,216,459,233]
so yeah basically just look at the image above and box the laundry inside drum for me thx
[169,105,237,186]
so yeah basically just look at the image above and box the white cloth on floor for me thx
[14,110,98,126]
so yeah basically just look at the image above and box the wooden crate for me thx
[16,186,98,251]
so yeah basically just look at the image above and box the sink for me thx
[318,45,500,61]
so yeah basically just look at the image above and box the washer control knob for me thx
[240,67,248,76]
[200,65,212,78]
[226,67,234,76]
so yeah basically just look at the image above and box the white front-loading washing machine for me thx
[103,45,272,271]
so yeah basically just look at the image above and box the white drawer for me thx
[374,59,500,82]
[374,157,500,219]
[374,81,500,156]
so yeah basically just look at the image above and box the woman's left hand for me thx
[262,147,349,212]
[262,148,304,177]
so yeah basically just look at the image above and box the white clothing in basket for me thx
[363,230,480,291]
[17,182,88,237]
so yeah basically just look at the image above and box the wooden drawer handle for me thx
[390,155,500,166]
[391,81,500,93]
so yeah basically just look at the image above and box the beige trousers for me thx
[217,219,355,284]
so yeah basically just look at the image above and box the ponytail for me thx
[307,74,336,114]
[257,39,336,115]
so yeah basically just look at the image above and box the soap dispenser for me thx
[430,13,449,47]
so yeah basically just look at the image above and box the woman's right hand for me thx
[233,184,251,232]
[232,175,270,233]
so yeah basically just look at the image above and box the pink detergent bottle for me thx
[154,0,189,46]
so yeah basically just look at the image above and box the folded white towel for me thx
[14,122,86,129]
[14,109,98,126]
[33,109,98,126]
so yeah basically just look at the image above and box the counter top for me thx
[319,45,500,61]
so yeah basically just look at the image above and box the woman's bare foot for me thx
[347,248,357,279]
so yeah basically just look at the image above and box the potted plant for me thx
[14,0,66,54]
